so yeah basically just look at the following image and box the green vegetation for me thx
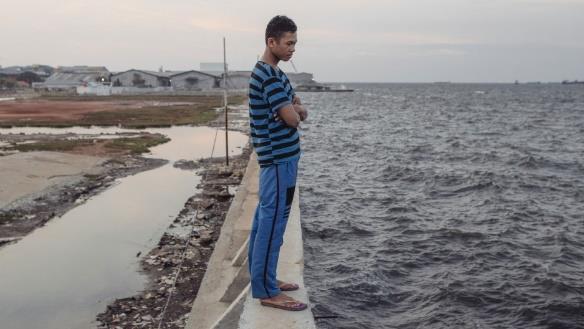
[104,135,171,154]
[5,134,171,155]
[10,139,94,152]
[0,212,13,225]
[83,174,101,181]
[81,106,219,128]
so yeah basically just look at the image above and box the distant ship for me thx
[295,81,354,92]
[562,80,584,85]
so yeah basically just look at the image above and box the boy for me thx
[247,15,308,311]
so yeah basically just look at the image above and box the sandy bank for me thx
[0,151,107,208]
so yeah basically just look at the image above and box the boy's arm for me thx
[275,103,307,124]
[277,104,301,128]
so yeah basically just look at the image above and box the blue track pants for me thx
[248,158,299,299]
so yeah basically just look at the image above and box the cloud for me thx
[189,18,259,33]
[380,32,473,46]
[355,51,381,57]
[408,47,468,57]
[303,28,474,47]
[514,0,584,4]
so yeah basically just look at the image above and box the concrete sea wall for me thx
[185,154,316,329]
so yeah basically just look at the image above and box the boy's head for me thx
[265,15,297,62]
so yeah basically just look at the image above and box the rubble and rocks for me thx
[96,146,251,329]
[173,159,202,171]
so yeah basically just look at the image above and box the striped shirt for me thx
[248,61,300,167]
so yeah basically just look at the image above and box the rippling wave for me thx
[298,83,584,329]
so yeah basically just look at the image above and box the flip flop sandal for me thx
[279,282,300,291]
[260,300,308,311]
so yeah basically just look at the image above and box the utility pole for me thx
[290,59,298,73]
[223,37,229,166]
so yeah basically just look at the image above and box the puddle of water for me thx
[0,125,249,329]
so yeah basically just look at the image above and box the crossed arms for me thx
[276,95,308,128]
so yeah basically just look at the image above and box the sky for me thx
[0,0,583,82]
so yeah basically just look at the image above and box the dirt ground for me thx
[0,151,108,208]
[0,95,245,128]
[0,99,120,121]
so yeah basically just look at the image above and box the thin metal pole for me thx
[290,59,298,73]
[223,37,229,166]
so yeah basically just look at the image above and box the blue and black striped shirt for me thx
[248,61,300,167]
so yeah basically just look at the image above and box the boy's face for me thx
[268,32,297,62]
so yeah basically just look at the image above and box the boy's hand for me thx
[293,95,302,105]
[293,104,308,121]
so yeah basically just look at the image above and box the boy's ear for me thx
[267,37,277,48]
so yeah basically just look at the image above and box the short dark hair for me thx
[265,15,297,45]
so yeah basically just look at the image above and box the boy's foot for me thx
[277,279,299,291]
[260,293,307,311]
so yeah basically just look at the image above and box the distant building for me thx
[33,69,110,91]
[0,67,27,76]
[110,69,219,90]
[0,65,55,89]
[170,70,219,90]
[217,71,314,90]
[0,65,53,78]
[111,69,170,88]
[77,82,112,96]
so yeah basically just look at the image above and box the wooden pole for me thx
[223,37,229,166]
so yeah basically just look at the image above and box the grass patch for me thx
[0,212,13,225]
[4,134,171,155]
[83,173,101,181]
[104,135,171,154]
[10,139,94,152]
[81,106,219,128]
